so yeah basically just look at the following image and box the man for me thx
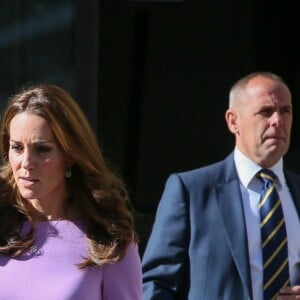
[142,72,300,299]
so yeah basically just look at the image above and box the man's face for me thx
[228,77,292,168]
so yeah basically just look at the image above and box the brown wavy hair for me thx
[0,84,138,268]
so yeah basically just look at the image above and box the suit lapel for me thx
[285,170,300,217]
[215,172,252,299]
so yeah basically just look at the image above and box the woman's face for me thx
[8,112,70,208]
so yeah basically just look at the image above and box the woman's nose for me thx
[21,151,35,170]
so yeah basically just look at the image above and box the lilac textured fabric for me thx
[0,220,142,300]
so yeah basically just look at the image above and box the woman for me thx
[0,84,142,299]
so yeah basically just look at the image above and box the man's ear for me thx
[225,109,239,135]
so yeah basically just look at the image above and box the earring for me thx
[65,167,72,178]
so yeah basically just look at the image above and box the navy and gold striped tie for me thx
[257,169,290,300]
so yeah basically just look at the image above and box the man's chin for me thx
[264,145,287,160]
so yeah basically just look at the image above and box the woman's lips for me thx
[19,177,39,187]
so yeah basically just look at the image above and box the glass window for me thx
[0,0,75,111]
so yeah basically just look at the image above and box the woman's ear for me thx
[66,156,74,167]
[225,109,239,135]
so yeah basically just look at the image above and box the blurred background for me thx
[1,0,299,255]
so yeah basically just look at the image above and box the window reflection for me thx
[0,0,75,111]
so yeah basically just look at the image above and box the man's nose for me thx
[270,112,281,127]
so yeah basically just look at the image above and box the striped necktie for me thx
[257,169,290,300]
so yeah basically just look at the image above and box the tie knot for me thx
[257,169,276,184]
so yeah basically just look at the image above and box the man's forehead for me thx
[245,79,291,103]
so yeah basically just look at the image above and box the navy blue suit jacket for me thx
[142,153,300,300]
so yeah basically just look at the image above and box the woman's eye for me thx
[10,144,23,152]
[36,146,51,153]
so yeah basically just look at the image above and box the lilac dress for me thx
[0,220,142,300]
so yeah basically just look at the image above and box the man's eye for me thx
[281,107,291,114]
[260,108,273,117]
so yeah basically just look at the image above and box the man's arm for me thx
[142,174,190,300]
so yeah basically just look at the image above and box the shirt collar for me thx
[233,147,284,188]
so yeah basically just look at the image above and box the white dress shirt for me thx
[234,147,300,300]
